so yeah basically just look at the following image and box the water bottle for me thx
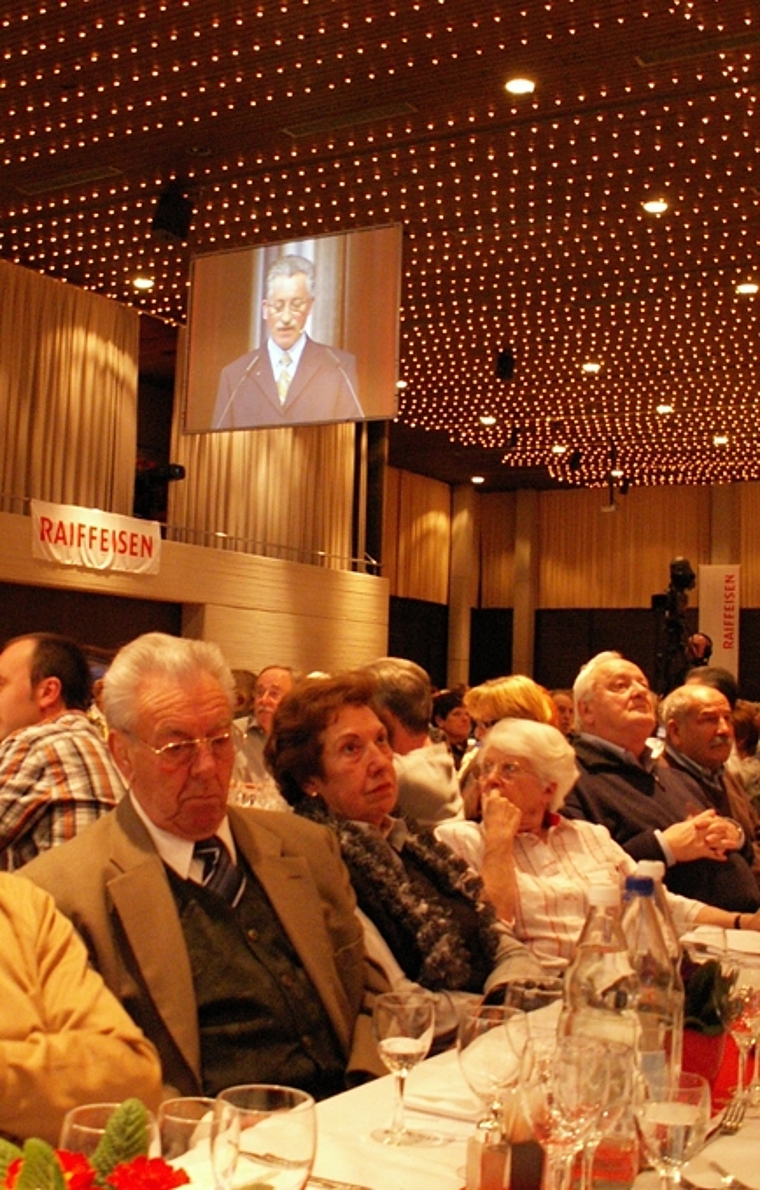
[621,874,679,1092]
[559,883,639,1050]
[634,860,684,1077]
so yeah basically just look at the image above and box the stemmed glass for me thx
[722,965,760,1103]
[578,1040,636,1190]
[60,1103,159,1160]
[517,1029,609,1190]
[634,1071,710,1190]
[158,1097,215,1166]
[211,1084,316,1190]
[371,990,438,1146]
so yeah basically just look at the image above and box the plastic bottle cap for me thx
[587,884,620,907]
[636,860,666,881]
[624,875,654,896]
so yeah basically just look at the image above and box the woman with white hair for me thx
[436,718,760,973]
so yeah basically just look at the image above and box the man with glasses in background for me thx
[23,631,387,1099]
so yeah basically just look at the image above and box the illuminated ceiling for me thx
[0,0,758,490]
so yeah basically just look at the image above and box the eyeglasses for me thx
[480,759,527,783]
[265,299,310,316]
[130,731,234,771]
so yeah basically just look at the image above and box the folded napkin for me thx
[403,1049,482,1121]
[681,927,760,963]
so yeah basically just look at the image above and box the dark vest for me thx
[166,860,345,1099]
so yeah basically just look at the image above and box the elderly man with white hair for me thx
[436,718,760,972]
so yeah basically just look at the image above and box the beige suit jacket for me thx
[22,798,388,1095]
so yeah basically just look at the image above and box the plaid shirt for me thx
[0,711,123,870]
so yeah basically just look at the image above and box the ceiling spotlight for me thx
[611,468,624,479]
[505,77,535,95]
[479,414,497,426]
[551,444,568,455]
[736,281,759,296]
[713,433,729,446]
[642,198,669,214]
[132,275,155,291]
[471,475,485,485]
[656,402,674,415]
[396,379,408,389]
[581,361,602,374]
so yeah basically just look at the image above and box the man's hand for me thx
[662,808,733,863]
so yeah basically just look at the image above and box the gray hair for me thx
[660,682,729,729]
[572,650,623,729]
[362,656,431,735]
[102,632,236,733]
[482,717,580,810]
[265,254,316,298]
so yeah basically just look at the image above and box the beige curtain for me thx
[479,491,517,608]
[740,484,760,607]
[382,467,451,602]
[0,260,138,515]
[537,486,711,608]
[168,329,355,567]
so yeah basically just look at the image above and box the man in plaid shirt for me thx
[0,632,123,870]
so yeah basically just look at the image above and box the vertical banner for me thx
[698,564,740,677]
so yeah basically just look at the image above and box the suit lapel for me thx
[107,800,202,1080]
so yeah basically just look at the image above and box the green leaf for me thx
[14,1139,65,1190]
[0,1137,22,1185]
[90,1099,150,1179]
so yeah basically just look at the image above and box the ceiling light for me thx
[396,379,408,389]
[581,361,602,374]
[611,468,624,479]
[551,444,567,455]
[471,475,485,485]
[132,275,155,290]
[713,434,729,446]
[736,281,759,296]
[505,78,535,96]
[656,402,674,415]
[479,414,497,426]
[642,198,669,214]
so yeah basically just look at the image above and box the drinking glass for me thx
[457,1004,529,1127]
[723,964,760,1101]
[634,1071,710,1190]
[158,1096,215,1165]
[211,1084,316,1190]
[518,1031,609,1190]
[371,990,438,1146]
[59,1102,159,1160]
[578,1040,636,1190]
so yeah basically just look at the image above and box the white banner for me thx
[31,499,161,575]
[698,564,740,676]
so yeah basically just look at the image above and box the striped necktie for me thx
[277,351,293,403]
[193,836,246,908]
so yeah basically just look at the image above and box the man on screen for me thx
[213,254,362,428]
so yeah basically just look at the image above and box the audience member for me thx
[0,633,123,870]
[363,657,463,826]
[231,668,257,719]
[562,651,760,911]
[549,689,575,738]
[685,664,739,708]
[24,633,387,1099]
[0,872,161,1144]
[660,683,760,882]
[437,718,760,973]
[232,664,295,810]
[460,675,556,818]
[266,672,543,1028]
[431,688,476,771]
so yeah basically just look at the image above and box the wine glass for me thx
[518,1031,609,1190]
[578,1039,636,1190]
[723,964,760,1102]
[634,1071,710,1190]
[371,990,439,1146]
[60,1102,159,1160]
[457,1004,529,1127]
[158,1097,215,1166]
[211,1084,316,1190]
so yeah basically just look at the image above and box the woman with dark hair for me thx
[265,672,542,1028]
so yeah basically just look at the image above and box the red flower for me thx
[106,1157,190,1190]
[56,1151,100,1190]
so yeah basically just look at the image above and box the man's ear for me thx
[109,731,135,783]
[35,675,62,714]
